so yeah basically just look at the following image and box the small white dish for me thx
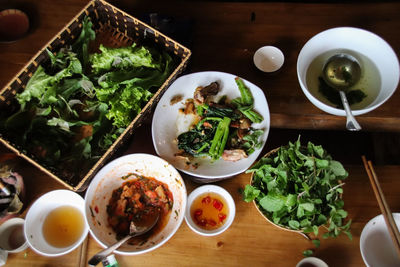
[296,257,328,267]
[360,213,400,267]
[0,217,28,253]
[24,190,89,257]
[185,185,235,236]
[151,71,270,181]
[253,46,284,72]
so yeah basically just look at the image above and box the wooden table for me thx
[1,0,400,131]
[3,123,400,267]
[1,0,400,266]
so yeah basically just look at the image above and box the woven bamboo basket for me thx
[0,0,191,191]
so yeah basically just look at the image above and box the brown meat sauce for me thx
[107,176,173,244]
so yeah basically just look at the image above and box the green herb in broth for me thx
[318,77,367,108]
[306,49,380,110]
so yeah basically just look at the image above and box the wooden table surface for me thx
[1,0,400,131]
[2,123,400,267]
[1,0,400,266]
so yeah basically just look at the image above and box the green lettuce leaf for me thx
[90,44,158,74]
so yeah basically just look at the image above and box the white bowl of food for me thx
[24,190,89,257]
[84,153,187,256]
[360,213,400,267]
[297,27,399,116]
[152,71,270,182]
[185,185,235,236]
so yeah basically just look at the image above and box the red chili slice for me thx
[202,196,211,204]
[94,206,99,213]
[198,218,207,226]
[194,209,203,217]
[218,213,226,222]
[208,219,217,226]
[213,199,223,211]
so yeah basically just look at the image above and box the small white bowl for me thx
[84,153,187,256]
[0,218,28,253]
[253,46,284,72]
[360,213,400,267]
[296,257,328,267]
[297,27,400,116]
[185,185,235,236]
[24,190,89,257]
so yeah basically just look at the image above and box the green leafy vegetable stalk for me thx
[243,137,352,254]
[232,77,263,123]
[318,77,366,108]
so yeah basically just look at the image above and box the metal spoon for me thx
[88,212,159,266]
[322,53,362,131]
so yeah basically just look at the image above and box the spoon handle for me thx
[88,235,132,266]
[339,91,362,131]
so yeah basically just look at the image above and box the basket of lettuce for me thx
[243,138,352,255]
[0,0,190,191]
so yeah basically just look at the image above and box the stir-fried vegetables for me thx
[176,78,264,162]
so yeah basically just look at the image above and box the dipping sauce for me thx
[190,192,229,230]
[42,206,85,248]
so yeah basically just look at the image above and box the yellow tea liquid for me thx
[42,205,84,248]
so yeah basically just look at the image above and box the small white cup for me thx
[296,256,329,267]
[253,46,284,72]
[0,217,28,253]
[0,217,29,266]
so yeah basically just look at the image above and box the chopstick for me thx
[362,156,400,257]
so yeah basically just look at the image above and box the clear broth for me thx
[306,49,381,110]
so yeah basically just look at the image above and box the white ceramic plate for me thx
[84,153,187,256]
[151,71,270,180]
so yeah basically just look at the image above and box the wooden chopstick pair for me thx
[362,156,400,257]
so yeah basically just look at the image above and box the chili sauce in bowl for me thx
[185,185,235,236]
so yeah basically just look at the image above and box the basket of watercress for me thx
[243,138,352,252]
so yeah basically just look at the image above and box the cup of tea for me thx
[0,217,29,265]
[24,190,89,257]
[0,217,28,253]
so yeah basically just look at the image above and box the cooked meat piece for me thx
[174,151,191,163]
[170,94,183,105]
[237,128,249,140]
[184,100,196,114]
[203,121,213,128]
[230,118,252,129]
[239,118,252,129]
[155,185,167,201]
[222,149,248,162]
[194,82,219,104]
